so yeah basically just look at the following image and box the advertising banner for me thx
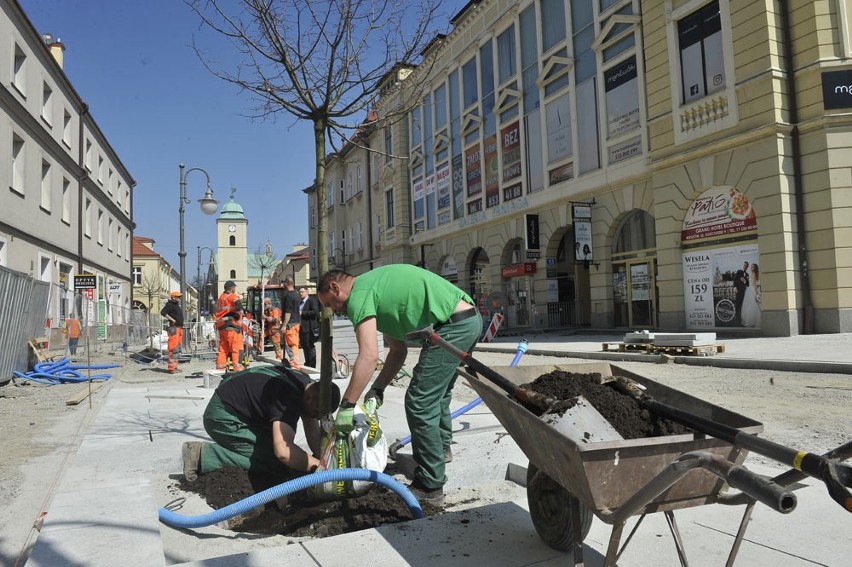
[682,243,760,329]
[604,55,640,138]
[452,154,464,219]
[682,186,757,242]
[465,144,482,197]
[573,204,592,261]
[436,162,450,210]
[484,134,499,208]
[501,121,522,182]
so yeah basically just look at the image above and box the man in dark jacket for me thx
[181,365,340,481]
[298,287,321,368]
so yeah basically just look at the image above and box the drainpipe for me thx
[77,103,89,274]
[780,0,814,334]
[365,137,374,269]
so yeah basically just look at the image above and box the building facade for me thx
[131,236,198,329]
[1,0,135,343]
[309,0,852,337]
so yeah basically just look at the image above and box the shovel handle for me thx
[614,377,852,513]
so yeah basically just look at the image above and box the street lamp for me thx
[179,163,219,346]
[197,246,216,312]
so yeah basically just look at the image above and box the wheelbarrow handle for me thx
[614,377,852,513]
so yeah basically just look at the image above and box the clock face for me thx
[228,224,236,232]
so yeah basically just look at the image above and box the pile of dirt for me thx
[522,371,692,439]
[178,466,443,538]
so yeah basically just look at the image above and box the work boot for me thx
[443,446,453,463]
[182,441,202,482]
[407,479,444,505]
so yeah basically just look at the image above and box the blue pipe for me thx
[390,340,528,453]
[158,468,423,529]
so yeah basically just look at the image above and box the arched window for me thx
[612,210,656,255]
[229,235,236,246]
[229,269,236,278]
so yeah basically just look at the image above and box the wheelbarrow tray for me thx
[459,363,763,520]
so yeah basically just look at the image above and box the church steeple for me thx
[216,187,248,295]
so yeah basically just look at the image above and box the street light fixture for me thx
[179,163,219,346]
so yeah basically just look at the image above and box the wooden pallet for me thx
[602,342,725,356]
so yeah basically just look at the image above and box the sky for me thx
[19,0,468,277]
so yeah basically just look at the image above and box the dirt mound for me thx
[522,371,692,439]
[179,466,442,538]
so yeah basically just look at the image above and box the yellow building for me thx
[309,0,852,337]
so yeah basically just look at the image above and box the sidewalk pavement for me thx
[24,332,852,566]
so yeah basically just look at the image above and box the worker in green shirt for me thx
[317,265,482,504]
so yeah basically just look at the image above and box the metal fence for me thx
[0,265,50,384]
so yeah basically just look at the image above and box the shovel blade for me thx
[544,395,623,444]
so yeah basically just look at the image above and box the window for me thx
[42,83,53,124]
[62,178,71,223]
[84,198,92,236]
[384,127,393,163]
[108,169,114,195]
[0,238,6,266]
[63,110,72,147]
[13,43,26,95]
[449,70,461,156]
[85,140,92,171]
[410,104,422,147]
[97,156,104,185]
[116,227,122,257]
[11,134,25,195]
[385,189,395,228]
[520,6,539,114]
[229,269,236,278]
[480,42,496,136]
[357,221,363,251]
[97,209,104,244]
[424,93,433,173]
[462,57,478,109]
[356,165,362,194]
[108,218,114,251]
[497,26,517,85]
[229,235,236,246]
[347,172,353,199]
[310,205,316,228]
[678,0,724,104]
[41,159,51,210]
[339,179,345,204]
[434,83,447,131]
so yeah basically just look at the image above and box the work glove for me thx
[335,401,356,437]
[364,387,385,408]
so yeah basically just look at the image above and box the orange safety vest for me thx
[64,318,81,339]
[264,307,281,336]
[215,292,242,331]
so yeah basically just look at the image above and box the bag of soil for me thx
[310,400,388,499]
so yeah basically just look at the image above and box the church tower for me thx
[216,188,248,296]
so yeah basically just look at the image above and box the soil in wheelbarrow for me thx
[523,370,693,440]
[176,466,444,538]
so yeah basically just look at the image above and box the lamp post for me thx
[197,246,216,313]
[179,163,219,346]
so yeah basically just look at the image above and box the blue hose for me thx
[16,357,116,385]
[158,468,423,529]
[390,339,529,453]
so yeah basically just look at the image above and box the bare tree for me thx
[248,244,281,351]
[186,0,449,412]
[138,272,166,349]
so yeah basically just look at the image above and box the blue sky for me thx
[19,0,467,276]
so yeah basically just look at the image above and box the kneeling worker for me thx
[182,365,340,481]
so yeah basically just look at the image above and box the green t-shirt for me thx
[346,264,474,340]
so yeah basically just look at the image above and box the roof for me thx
[132,236,159,257]
[219,194,246,220]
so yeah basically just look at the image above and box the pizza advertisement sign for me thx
[681,186,757,243]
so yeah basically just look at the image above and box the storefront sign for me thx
[465,144,482,196]
[822,69,852,110]
[605,55,640,138]
[501,262,537,279]
[441,256,458,277]
[467,199,483,215]
[525,214,540,253]
[74,274,96,290]
[436,162,450,209]
[452,154,465,219]
[503,183,523,201]
[501,121,522,182]
[608,136,642,164]
[682,186,757,242]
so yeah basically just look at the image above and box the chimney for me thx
[41,33,65,69]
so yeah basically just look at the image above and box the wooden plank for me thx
[66,381,104,406]
[28,339,47,363]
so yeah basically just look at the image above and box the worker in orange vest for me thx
[63,315,82,356]
[160,291,185,373]
[215,280,244,371]
[281,276,301,369]
[263,296,283,360]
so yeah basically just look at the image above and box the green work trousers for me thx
[405,312,482,489]
[200,392,299,480]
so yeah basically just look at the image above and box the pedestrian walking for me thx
[214,280,244,371]
[160,291,184,373]
[63,314,82,356]
[317,264,482,504]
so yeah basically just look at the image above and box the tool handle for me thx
[726,465,797,514]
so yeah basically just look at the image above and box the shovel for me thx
[611,376,852,513]
[406,325,623,444]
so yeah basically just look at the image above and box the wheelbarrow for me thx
[454,362,850,567]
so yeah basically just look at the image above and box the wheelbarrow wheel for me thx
[526,462,592,551]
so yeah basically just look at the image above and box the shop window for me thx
[612,210,656,254]
[678,0,724,104]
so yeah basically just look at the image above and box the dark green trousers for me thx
[200,392,299,480]
[405,313,482,489]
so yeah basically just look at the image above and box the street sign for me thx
[74,274,96,290]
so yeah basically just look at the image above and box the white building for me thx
[0,0,135,344]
